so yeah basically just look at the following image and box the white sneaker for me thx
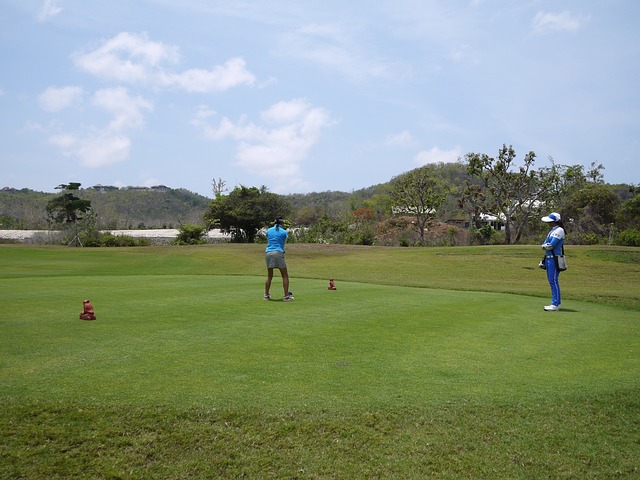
[263,294,271,301]
[544,304,560,311]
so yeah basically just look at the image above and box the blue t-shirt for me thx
[265,225,288,252]
[543,226,565,256]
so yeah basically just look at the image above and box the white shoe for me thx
[544,304,560,311]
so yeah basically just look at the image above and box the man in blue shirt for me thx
[540,212,565,311]
[264,217,294,301]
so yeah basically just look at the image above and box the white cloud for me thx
[159,58,255,92]
[194,99,333,190]
[74,32,178,83]
[44,88,151,168]
[91,87,152,131]
[261,99,310,124]
[75,134,131,168]
[414,146,462,166]
[74,32,255,92]
[532,11,589,35]
[49,132,131,168]
[37,0,62,22]
[38,86,83,112]
[41,32,254,174]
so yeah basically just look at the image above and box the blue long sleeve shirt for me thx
[542,226,565,256]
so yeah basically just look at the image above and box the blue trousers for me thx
[545,256,561,306]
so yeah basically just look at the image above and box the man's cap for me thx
[541,212,561,223]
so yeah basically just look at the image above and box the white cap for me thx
[541,212,561,223]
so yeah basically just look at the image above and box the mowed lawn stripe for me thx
[2,274,637,410]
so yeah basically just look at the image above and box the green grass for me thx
[1,244,639,478]
[2,243,639,308]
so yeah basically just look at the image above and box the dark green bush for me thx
[82,233,150,247]
[174,224,207,245]
[103,234,150,247]
[470,225,495,245]
[615,228,640,247]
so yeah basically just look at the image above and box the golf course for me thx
[1,243,639,478]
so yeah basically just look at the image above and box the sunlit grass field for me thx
[1,244,639,478]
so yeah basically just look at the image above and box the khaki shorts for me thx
[265,251,287,269]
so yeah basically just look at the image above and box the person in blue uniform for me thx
[540,212,565,311]
[264,217,294,301]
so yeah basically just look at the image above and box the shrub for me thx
[615,228,640,247]
[174,224,207,245]
[82,232,150,247]
[470,225,494,245]
[347,224,376,245]
[102,234,150,247]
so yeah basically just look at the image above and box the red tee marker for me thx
[80,299,96,320]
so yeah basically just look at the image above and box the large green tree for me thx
[546,162,588,213]
[546,162,624,238]
[564,183,621,236]
[46,183,93,246]
[391,165,448,245]
[617,192,640,229]
[203,185,292,242]
[465,145,554,244]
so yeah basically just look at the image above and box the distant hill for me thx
[0,187,212,230]
[0,164,464,230]
[2,161,636,234]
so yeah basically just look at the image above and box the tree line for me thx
[205,145,639,247]
[2,145,639,246]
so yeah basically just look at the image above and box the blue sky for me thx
[1,0,638,197]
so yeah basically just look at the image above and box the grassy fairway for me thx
[1,244,639,478]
